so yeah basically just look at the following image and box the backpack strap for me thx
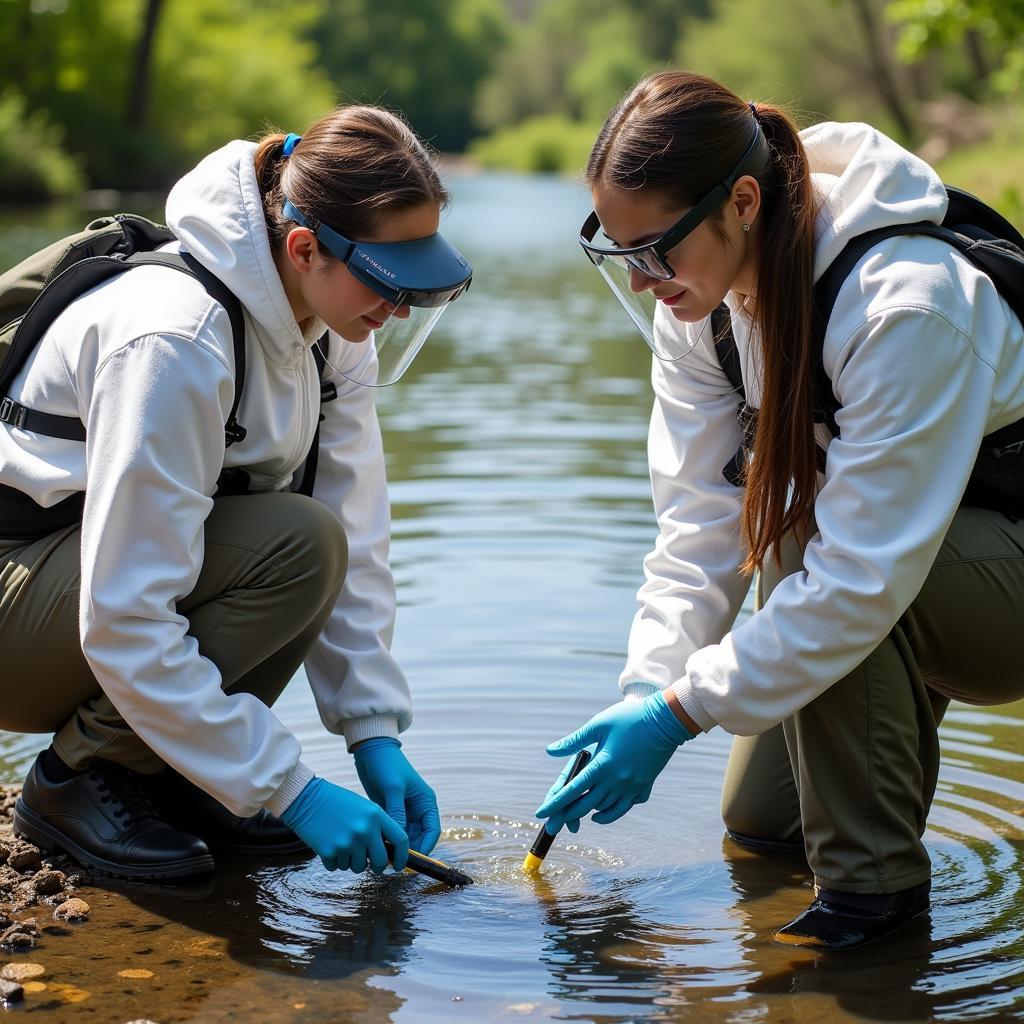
[295,335,339,498]
[715,193,1024,487]
[711,302,744,394]
[137,251,248,447]
[809,221,961,437]
[0,251,247,447]
[710,304,753,487]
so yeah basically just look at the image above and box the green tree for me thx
[312,0,508,151]
[675,0,917,139]
[475,0,710,132]
[887,0,1024,93]
[0,0,335,190]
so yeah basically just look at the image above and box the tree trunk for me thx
[964,29,991,85]
[127,0,165,130]
[846,0,915,139]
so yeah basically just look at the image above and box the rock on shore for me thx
[0,786,90,950]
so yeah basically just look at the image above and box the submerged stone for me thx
[53,898,90,922]
[1,962,45,980]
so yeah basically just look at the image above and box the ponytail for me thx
[741,102,818,573]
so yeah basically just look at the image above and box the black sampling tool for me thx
[523,748,592,872]
[384,842,474,887]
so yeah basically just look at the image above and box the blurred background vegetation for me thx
[0,0,1021,217]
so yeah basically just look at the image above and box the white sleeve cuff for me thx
[671,677,718,733]
[263,760,316,818]
[621,681,661,702]
[342,714,401,750]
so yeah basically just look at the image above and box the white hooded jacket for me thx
[618,122,1024,734]
[0,141,412,816]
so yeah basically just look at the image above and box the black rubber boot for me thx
[140,767,309,856]
[773,880,931,951]
[13,752,215,880]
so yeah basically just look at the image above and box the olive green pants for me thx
[721,505,1024,894]
[0,493,347,774]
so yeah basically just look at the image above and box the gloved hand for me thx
[353,738,442,855]
[536,690,694,831]
[539,747,597,836]
[280,776,409,874]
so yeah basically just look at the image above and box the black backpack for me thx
[714,186,1024,516]
[0,214,335,540]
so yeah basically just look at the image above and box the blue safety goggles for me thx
[282,197,473,386]
[282,199,472,307]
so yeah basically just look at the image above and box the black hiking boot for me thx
[13,752,214,880]
[140,767,309,857]
[773,880,931,951]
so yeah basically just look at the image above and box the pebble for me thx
[7,848,40,874]
[118,968,153,979]
[31,870,65,896]
[53,898,90,922]
[0,979,23,1004]
[124,1020,160,1024]
[48,982,89,1003]
[0,919,39,951]
[0,962,44,980]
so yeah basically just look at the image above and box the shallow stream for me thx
[0,174,1021,1022]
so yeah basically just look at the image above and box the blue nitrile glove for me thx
[539,745,598,836]
[353,738,442,855]
[280,776,409,874]
[536,691,694,830]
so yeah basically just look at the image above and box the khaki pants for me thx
[721,505,1024,894]
[0,493,347,774]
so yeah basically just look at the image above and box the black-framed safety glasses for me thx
[578,121,770,360]
[579,123,771,281]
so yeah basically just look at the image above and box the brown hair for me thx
[252,105,449,252]
[587,71,819,573]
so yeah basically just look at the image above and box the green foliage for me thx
[934,132,1024,223]
[0,0,334,191]
[0,0,1019,194]
[475,0,705,132]
[469,114,597,174]
[675,0,897,128]
[566,10,658,124]
[0,91,84,202]
[887,0,1024,92]
[312,0,508,152]
[145,0,334,181]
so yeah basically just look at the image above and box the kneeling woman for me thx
[537,71,1024,949]
[0,106,471,878]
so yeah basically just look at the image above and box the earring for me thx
[741,223,750,232]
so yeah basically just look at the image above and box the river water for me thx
[0,174,1022,1022]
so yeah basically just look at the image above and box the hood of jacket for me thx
[166,139,322,365]
[801,121,948,281]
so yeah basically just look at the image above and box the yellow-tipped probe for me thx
[523,749,592,873]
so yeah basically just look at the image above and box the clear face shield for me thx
[579,121,770,362]
[358,299,451,387]
[283,199,473,386]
